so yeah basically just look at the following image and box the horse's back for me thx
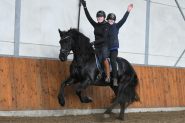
[116,57,136,75]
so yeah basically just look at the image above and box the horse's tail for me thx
[130,74,140,102]
[117,72,140,104]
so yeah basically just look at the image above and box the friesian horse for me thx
[58,28,139,120]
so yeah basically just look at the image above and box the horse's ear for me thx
[58,28,63,37]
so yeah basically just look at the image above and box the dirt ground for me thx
[0,111,185,123]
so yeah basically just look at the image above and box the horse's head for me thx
[58,29,73,61]
[58,28,94,62]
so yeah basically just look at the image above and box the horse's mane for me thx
[68,28,90,42]
[68,28,95,61]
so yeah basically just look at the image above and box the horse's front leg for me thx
[75,79,93,103]
[58,77,75,106]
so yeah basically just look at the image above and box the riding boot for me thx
[104,59,110,83]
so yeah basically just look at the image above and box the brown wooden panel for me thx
[12,58,40,109]
[0,58,14,110]
[0,57,185,110]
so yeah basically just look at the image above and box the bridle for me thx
[60,35,73,55]
[61,35,71,40]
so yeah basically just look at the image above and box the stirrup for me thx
[97,73,102,80]
[113,78,118,86]
[105,77,110,83]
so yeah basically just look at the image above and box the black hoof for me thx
[81,96,93,103]
[58,96,65,106]
[117,116,124,121]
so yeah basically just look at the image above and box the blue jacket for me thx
[108,11,129,51]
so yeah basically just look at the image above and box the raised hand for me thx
[127,4,133,12]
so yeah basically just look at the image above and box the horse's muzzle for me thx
[59,53,67,61]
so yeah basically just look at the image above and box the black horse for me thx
[58,28,139,120]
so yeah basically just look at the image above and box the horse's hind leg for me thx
[118,102,127,120]
[104,99,119,114]
[76,79,92,103]
[105,81,128,114]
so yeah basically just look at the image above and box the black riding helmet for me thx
[107,13,116,21]
[96,10,106,18]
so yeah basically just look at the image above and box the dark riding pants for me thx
[110,49,118,78]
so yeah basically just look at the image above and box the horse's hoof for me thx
[81,96,93,103]
[117,116,124,121]
[58,96,65,106]
[103,114,110,118]
[59,99,65,106]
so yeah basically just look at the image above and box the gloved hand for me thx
[81,0,86,8]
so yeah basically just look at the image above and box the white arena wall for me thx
[0,0,185,67]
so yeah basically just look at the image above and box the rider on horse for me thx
[81,0,110,83]
[107,4,133,86]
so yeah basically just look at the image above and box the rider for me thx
[81,0,110,83]
[107,4,133,86]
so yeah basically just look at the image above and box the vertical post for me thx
[14,0,21,56]
[77,0,82,31]
[144,0,151,65]
[175,0,185,21]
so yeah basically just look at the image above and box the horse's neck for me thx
[71,35,95,63]
[72,50,95,64]
[73,54,83,63]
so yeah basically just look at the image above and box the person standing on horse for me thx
[81,0,110,83]
[107,4,133,86]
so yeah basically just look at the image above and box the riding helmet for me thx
[106,13,116,21]
[96,10,106,18]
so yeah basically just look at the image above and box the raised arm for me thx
[117,4,133,29]
[81,0,96,27]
